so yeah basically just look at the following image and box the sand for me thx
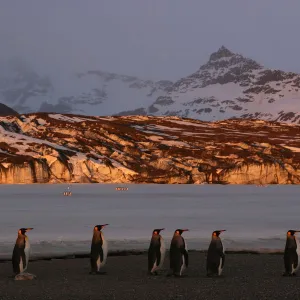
[1,252,300,300]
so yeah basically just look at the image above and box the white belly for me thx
[96,236,108,271]
[20,240,30,273]
[218,241,225,275]
[180,242,188,276]
[218,257,223,275]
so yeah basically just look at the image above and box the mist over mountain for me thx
[0,46,300,123]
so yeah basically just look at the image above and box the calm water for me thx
[0,184,299,259]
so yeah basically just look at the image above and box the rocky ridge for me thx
[0,113,299,184]
[121,46,300,123]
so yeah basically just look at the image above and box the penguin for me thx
[12,228,34,275]
[90,224,109,275]
[283,230,300,276]
[168,229,189,277]
[206,230,226,277]
[148,228,165,275]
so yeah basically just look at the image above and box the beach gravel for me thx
[1,252,300,299]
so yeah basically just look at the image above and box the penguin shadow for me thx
[89,271,107,275]
[282,272,298,277]
[10,273,37,281]
[204,274,226,279]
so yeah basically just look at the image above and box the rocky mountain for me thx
[1,47,300,124]
[127,46,300,123]
[0,113,299,184]
[0,103,18,116]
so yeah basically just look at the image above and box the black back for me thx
[170,235,188,275]
[90,233,104,272]
[284,235,298,274]
[148,236,161,271]
[206,238,225,275]
[12,237,26,274]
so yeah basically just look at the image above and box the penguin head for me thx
[212,230,226,237]
[287,230,300,237]
[94,224,108,231]
[174,229,189,236]
[152,228,164,235]
[18,228,33,236]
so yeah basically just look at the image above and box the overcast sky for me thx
[1,0,300,80]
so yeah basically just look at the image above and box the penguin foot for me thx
[14,273,37,281]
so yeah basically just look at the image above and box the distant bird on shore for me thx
[206,230,226,277]
[12,228,36,280]
[168,229,189,277]
[148,228,165,275]
[90,224,109,275]
[283,230,300,276]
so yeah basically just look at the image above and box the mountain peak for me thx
[209,46,234,62]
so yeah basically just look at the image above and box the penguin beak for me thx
[26,228,33,232]
[220,230,226,233]
[182,229,189,232]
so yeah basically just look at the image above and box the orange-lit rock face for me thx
[0,113,299,184]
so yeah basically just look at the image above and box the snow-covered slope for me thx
[140,46,300,123]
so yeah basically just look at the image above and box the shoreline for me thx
[0,249,285,263]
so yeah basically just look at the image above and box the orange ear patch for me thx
[213,232,217,236]
[94,227,98,231]
[18,230,21,234]
[176,231,179,234]
[288,231,291,235]
[154,231,157,235]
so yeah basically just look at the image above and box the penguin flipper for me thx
[99,247,104,263]
[12,246,21,274]
[182,248,189,267]
[148,247,156,272]
[221,254,225,269]
[12,245,26,274]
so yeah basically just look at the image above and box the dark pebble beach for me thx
[1,252,300,300]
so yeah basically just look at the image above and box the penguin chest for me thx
[159,238,166,268]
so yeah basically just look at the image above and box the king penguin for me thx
[206,230,226,277]
[168,229,189,277]
[148,228,165,275]
[90,224,109,275]
[283,230,300,276]
[12,228,34,276]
